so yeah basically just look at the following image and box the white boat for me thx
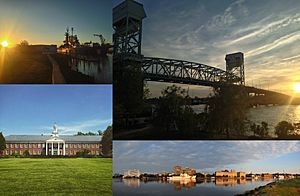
[168,173,196,181]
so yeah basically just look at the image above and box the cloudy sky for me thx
[113,141,300,174]
[113,0,300,97]
[0,0,112,46]
[0,85,112,135]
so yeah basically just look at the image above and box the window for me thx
[87,144,90,148]
[29,144,32,148]
[20,144,23,148]
[38,150,41,154]
[83,144,86,148]
[6,144,9,148]
[42,143,45,148]
[15,144,18,148]
[91,144,94,148]
[15,150,18,154]
[10,144,13,148]
[20,150,23,155]
[38,144,41,148]
[25,144,28,148]
[66,144,69,148]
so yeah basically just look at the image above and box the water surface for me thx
[113,178,273,196]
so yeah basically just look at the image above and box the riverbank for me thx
[0,49,52,83]
[237,179,300,196]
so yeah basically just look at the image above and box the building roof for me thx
[5,135,102,143]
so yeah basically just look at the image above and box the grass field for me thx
[0,158,112,195]
[242,178,300,196]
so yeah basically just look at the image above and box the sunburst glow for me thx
[1,40,8,47]
[293,83,300,93]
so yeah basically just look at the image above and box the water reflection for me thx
[69,54,112,83]
[171,179,196,191]
[114,178,274,196]
[120,177,269,189]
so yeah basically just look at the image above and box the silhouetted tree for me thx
[250,121,269,138]
[275,121,294,138]
[205,84,249,138]
[155,85,186,132]
[20,40,29,46]
[101,125,112,157]
[0,132,6,156]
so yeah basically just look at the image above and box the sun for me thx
[1,40,8,47]
[293,83,300,93]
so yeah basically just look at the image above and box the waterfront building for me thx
[4,124,101,156]
[261,173,273,179]
[215,170,246,178]
[173,166,196,176]
[123,169,141,178]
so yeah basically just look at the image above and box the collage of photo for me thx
[1,0,300,195]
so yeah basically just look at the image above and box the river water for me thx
[192,105,300,136]
[71,54,112,83]
[113,178,273,196]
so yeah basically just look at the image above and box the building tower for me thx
[113,0,147,128]
[52,123,59,138]
[225,52,245,85]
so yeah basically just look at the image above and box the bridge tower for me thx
[113,0,146,60]
[225,52,245,85]
[113,0,147,124]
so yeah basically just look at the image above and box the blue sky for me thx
[113,0,300,97]
[0,0,112,46]
[0,85,112,136]
[113,141,300,174]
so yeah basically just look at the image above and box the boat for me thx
[168,173,196,181]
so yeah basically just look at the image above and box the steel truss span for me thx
[142,57,242,86]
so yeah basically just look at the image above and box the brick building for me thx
[215,170,245,178]
[4,125,101,156]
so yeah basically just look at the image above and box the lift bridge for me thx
[113,0,298,105]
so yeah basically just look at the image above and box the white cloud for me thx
[42,119,112,134]
[113,141,300,173]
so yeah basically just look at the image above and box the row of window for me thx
[7,143,100,149]
[5,149,100,156]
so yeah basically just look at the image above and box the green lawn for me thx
[0,158,112,195]
[243,179,300,196]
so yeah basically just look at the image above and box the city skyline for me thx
[113,141,300,174]
[0,85,112,136]
[113,0,300,97]
[0,0,112,47]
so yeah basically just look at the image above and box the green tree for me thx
[0,132,6,156]
[205,84,249,138]
[74,131,97,136]
[275,121,294,138]
[101,125,112,157]
[24,150,30,157]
